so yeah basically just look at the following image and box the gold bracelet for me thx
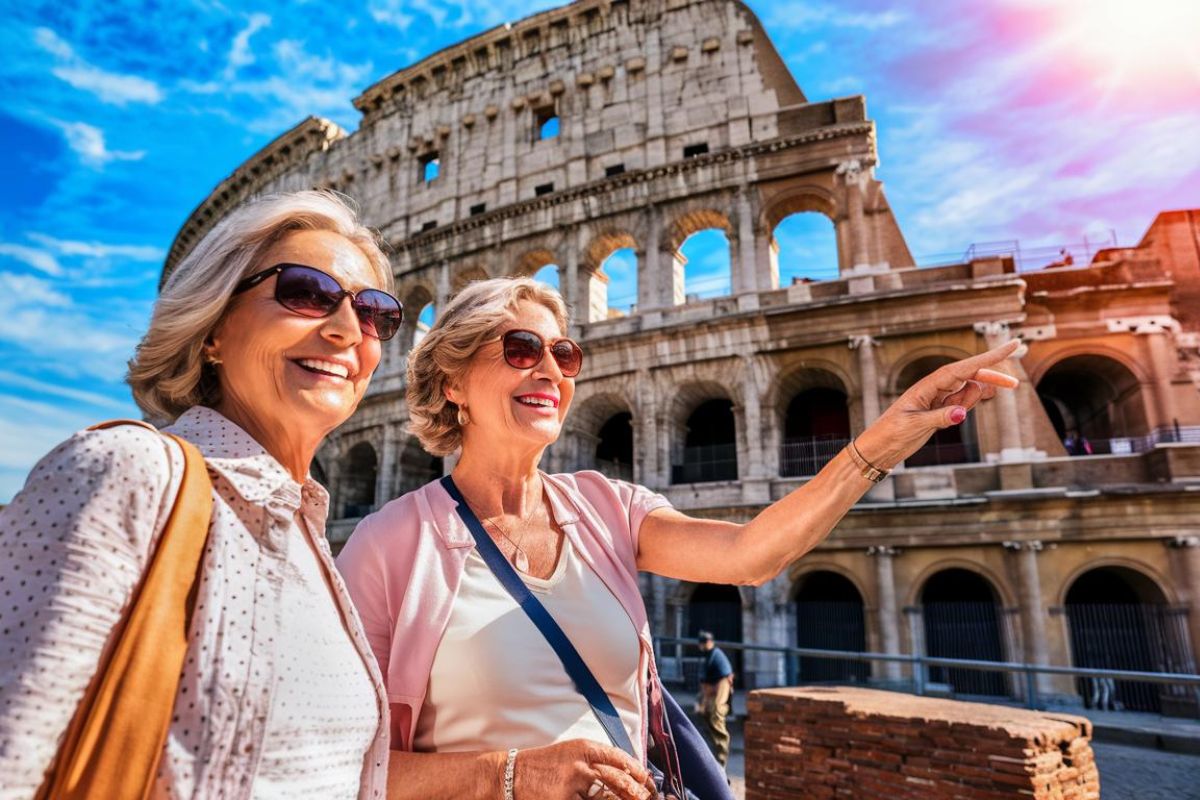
[847,439,889,483]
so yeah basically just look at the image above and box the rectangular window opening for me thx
[420,152,440,182]
[605,163,626,177]
[534,182,555,197]
[469,202,487,216]
[683,143,709,159]
[420,220,438,232]
[536,107,560,141]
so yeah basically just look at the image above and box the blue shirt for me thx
[702,647,733,684]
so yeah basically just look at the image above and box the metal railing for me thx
[904,439,981,468]
[672,443,738,484]
[652,636,1200,714]
[1064,425,1200,456]
[780,436,849,477]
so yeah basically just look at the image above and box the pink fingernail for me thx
[950,407,967,424]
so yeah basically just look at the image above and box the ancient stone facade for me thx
[166,0,1200,709]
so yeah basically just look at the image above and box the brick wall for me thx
[745,686,1099,800]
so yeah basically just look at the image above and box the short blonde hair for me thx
[129,190,392,423]
[407,276,569,455]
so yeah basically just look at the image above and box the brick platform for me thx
[745,686,1099,800]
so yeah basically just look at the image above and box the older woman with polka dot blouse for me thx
[0,191,400,799]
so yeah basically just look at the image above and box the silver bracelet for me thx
[503,748,518,800]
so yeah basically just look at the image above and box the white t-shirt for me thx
[414,536,644,760]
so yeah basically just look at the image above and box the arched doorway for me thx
[1038,355,1148,454]
[920,568,1009,697]
[897,357,980,466]
[339,442,378,519]
[792,571,868,684]
[673,398,738,483]
[782,386,851,476]
[398,438,444,497]
[687,583,744,688]
[1065,566,1194,713]
[595,411,634,481]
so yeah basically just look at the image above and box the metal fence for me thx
[672,443,738,484]
[1067,425,1200,457]
[780,436,848,477]
[652,636,1200,716]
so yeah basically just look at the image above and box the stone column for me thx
[1004,540,1054,695]
[436,259,451,310]
[974,321,1025,459]
[836,159,871,270]
[740,356,770,503]
[376,424,397,509]
[849,335,882,426]
[734,187,758,294]
[639,206,661,312]
[868,546,903,681]
[563,232,581,331]
[634,368,659,487]
[1142,329,1181,430]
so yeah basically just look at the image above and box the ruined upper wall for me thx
[163,0,835,277]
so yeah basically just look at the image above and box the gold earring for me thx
[456,406,470,426]
[206,353,223,366]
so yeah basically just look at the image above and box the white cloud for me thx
[26,233,164,262]
[225,13,272,79]
[764,3,906,32]
[0,370,129,412]
[368,0,416,30]
[55,122,145,168]
[0,244,64,276]
[0,272,72,307]
[34,27,163,106]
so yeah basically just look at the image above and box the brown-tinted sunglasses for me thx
[491,329,584,377]
[233,263,403,341]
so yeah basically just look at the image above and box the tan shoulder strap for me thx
[38,424,213,800]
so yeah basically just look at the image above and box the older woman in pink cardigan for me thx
[336,277,1020,800]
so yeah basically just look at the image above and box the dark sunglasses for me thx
[232,263,403,341]
[495,329,584,378]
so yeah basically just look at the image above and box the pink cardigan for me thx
[335,470,672,755]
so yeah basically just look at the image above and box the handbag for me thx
[441,476,734,800]
[36,420,214,800]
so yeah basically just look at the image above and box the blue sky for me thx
[2,0,1198,501]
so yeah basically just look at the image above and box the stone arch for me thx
[1063,564,1189,713]
[338,441,378,519]
[451,263,491,293]
[761,187,841,286]
[397,436,443,496]
[512,247,558,278]
[774,365,852,477]
[894,352,981,466]
[790,569,870,684]
[662,206,735,305]
[917,565,1013,697]
[569,392,636,479]
[886,345,975,395]
[400,283,436,351]
[1036,352,1150,446]
[669,380,739,484]
[1056,557,1178,606]
[760,186,838,233]
[582,229,640,317]
[1028,343,1150,387]
[907,559,1017,608]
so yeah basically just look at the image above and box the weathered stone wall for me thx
[745,687,1099,800]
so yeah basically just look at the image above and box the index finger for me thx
[941,339,1020,382]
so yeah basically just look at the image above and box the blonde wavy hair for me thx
[406,276,569,455]
[128,190,392,423]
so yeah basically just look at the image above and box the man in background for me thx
[697,630,734,768]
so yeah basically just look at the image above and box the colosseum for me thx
[165,0,1200,713]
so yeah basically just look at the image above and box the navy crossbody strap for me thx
[440,476,637,758]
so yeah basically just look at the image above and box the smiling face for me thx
[452,299,576,456]
[206,228,384,441]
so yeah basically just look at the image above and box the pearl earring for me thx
[456,406,470,426]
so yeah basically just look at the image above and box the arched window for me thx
[678,229,732,302]
[595,412,633,481]
[897,356,980,466]
[339,442,378,519]
[920,568,1009,697]
[781,386,851,476]
[673,398,737,484]
[791,571,868,684]
[773,211,838,285]
[600,247,637,316]
[413,302,435,347]
[1037,355,1147,454]
[531,263,560,290]
[1065,567,1187,713]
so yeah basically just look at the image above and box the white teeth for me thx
[516,396,555,408]
[297,359,350,378]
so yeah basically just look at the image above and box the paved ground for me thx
[1092,742,1200,800]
